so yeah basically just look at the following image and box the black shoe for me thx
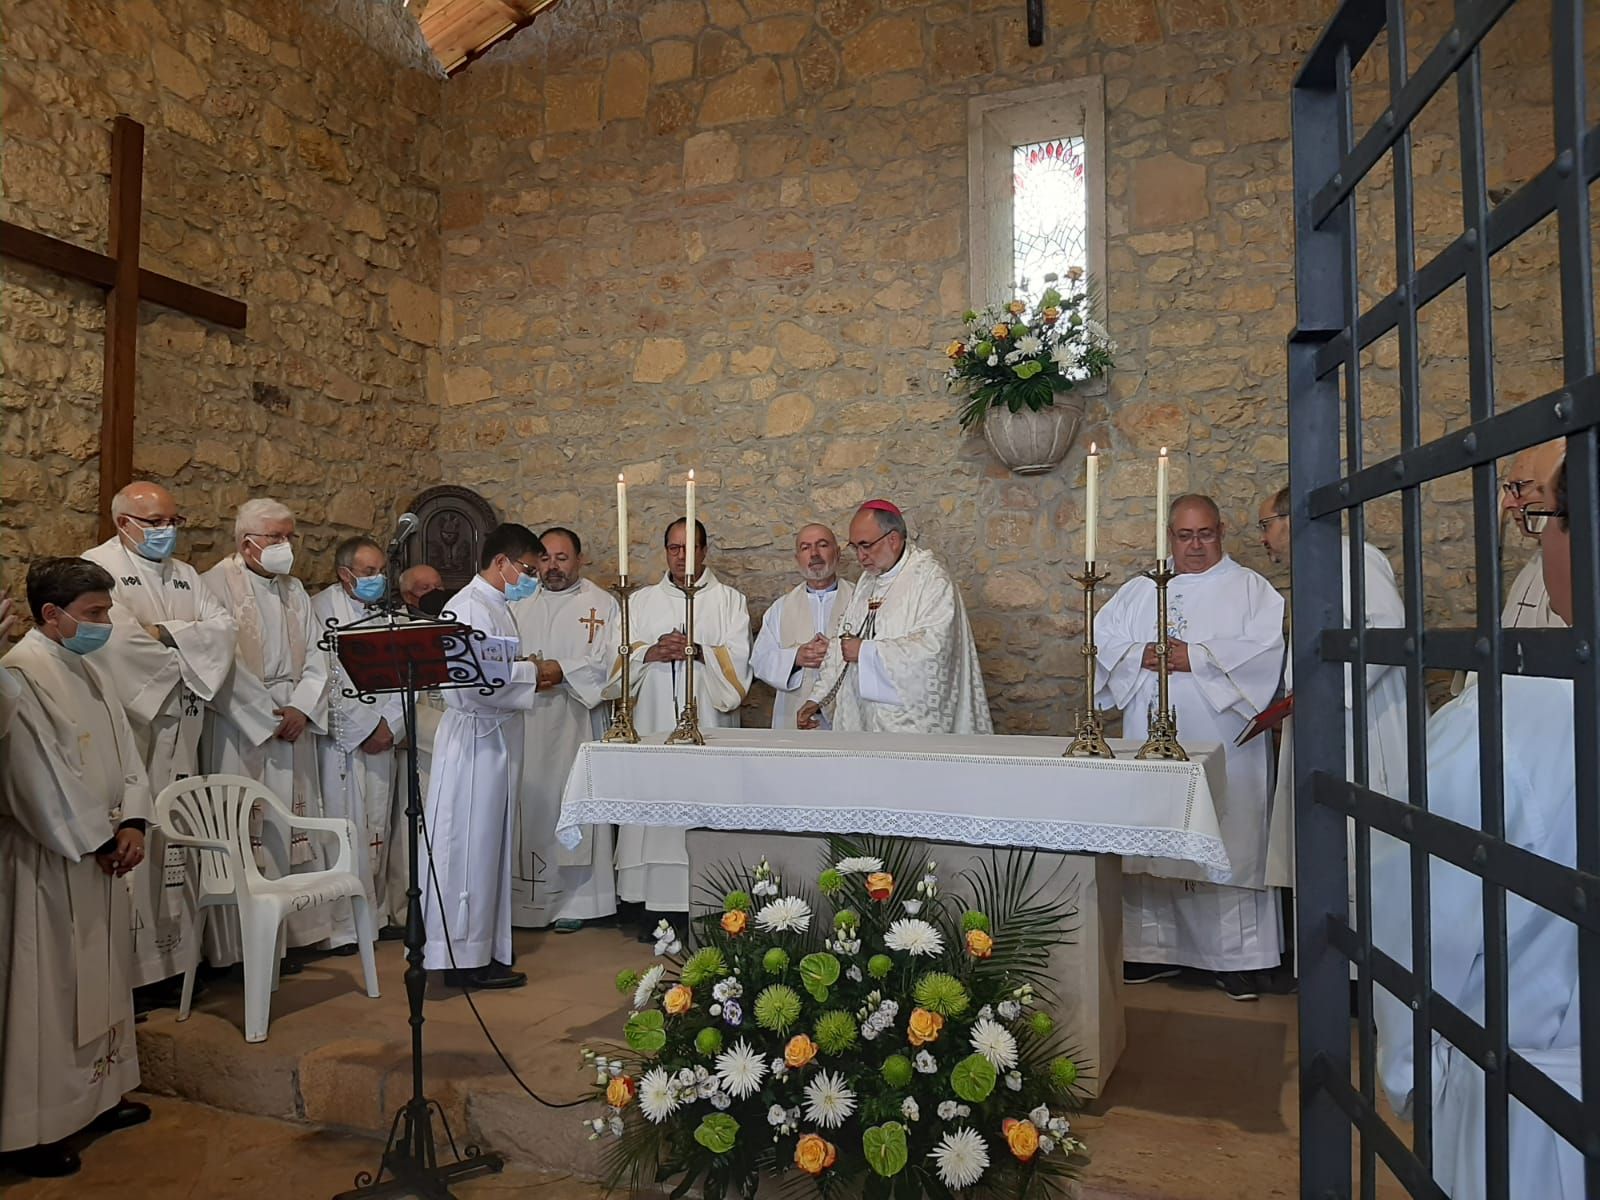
[328,943,361,957]
[440,968,475,989]
[1122,962,1181,985]
[378,925,406,942]
[279,957,303,976]
[2,1142,80,1177]
[90,1098,152,1132]
[617,900,646,932]
[1213,971,1260,1002]
[471,962,527,990]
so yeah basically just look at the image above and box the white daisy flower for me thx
[901,1097,920,1121]
[931,1127,990,1189]
[802,1069,857,1129]
[970,1018,1019,1071]
[755,896,812,933]
[714,1039,768,1099]
[835,855,883,873]
[638,1068,679,1124]
[915,1050,938,1074]
[883,918,943,957]
[633,964,665,1010]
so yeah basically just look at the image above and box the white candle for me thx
[685,469,697,580]
[616,474,629,579]
[1085,443,1099,566]
[1155,447,1170,564]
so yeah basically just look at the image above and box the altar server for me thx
[614,519,752,932]
[1096,494,1285,1000]
[752,524,853,731]
[799,501,990,735]
[1,559,153,1179]
[509,526,620,929]
[81,482,236,990]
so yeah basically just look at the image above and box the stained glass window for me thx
[1012,137,1087,305]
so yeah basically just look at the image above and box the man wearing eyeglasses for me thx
[82,482,238,1002]
[1499,439,1567,631]
[1096,494,1286,1001]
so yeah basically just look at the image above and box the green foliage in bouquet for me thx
[580,839,1091,1199]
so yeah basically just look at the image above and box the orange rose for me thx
[605,1076,636,1109]
[1043,306,1061,323]
[866,872,895,901]
[721,909,748,936]
[991,322,1010,339]
[945,339,966,359]
[1007,300,1027,315]
[1003,1118,1040,1161]
[966,929,994,959]
[794,1133,837,1175]
[784,1034,818,1069]
[663,984,693,1015]
[906,1007,944,1046]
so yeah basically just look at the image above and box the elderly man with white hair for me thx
[200,498,333,964]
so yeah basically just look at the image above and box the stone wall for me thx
[1,0,444,593]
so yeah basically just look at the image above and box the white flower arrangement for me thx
[754,896,811,933]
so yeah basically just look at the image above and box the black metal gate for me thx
[1288,0,1599,1196]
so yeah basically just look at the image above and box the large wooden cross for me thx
[0,115,248,538]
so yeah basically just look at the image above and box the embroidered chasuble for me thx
[752,579,854,731]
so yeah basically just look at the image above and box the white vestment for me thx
[614,570,752,911]
[808,546,992,735]
[312,586,406,947]
[1452,550,1566,695]
[391,690,445,927]
[201,556,332,962]
[419,576,538,971]
[752,579,854,731]
[81,537,237,987]
[1373,676,1581,1200]
[510,578,620,926]
[0,631,150,1151]
[0,666,18,733]
[1097,555,1286,971]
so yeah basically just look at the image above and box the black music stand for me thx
[319,609,506,1199]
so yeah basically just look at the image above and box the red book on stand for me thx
[334,622,476,694]
[1236,692,1293,746]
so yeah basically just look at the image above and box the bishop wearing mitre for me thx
[799,501,991,735]
[509,526,620,930]
[614,518,752,935]
[752,524,854,731]
[81,482,237,994]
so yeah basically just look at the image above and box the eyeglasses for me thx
[1501,479,1537,501]
[246,531,293,544]
[1256,514,1287,533]
[1522,508,1565,534]
[126,514,187,529]
[1172,529,1221,546]
[848,530,896,554]
[513,560,540,576]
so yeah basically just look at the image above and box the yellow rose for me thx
[966,929,994,959]
[785,1033,818,1068]
[1007,300,1027,315]
[1003,1118,1040,1162]
[663,984,693,1015]
[991,322,1010,339]
[605,1076,636,1109]
[945,339,966,359]
[866,871,895,901]
[1043,306,1061,323]
[794,1133,836,1175]
[906,1007,945,1046]
[721,909,748,936]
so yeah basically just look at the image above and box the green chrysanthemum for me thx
[867,954,894,980]
[814,1010,858,1055]
[913,971,970,1017]
[1050,1055,1080,1090]
[1029,1011,1055,1038]
[680,947,727,987]
[695,1027,724,1057]
[833,908,860,930]
[763,947,790,975]
[723,890,752,913]
[754,984,803,1034]
[961,910,990,932]
[880,1054,914,1088]
[817,868,844,895]
[615,969,639,994]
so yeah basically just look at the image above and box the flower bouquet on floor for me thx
[581,836,1090,1199]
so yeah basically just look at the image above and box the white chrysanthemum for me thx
[1016,334,1043,357]
[714,1039,768,1099]
[835,855,884,873]
[755,896,812,933]
[803,1069,857,1129]
[970,1018,1019,1071]
[931,1127,990,1189]
[633,964,665,1010]
[883,918,943,957]
[638,1068,679,1124]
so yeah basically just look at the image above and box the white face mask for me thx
[251,538,295,575]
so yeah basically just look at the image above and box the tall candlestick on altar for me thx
[616,474,629,579]
[1084,443,1100,565]
[1155,447,1170,564]
[685,470,697,580]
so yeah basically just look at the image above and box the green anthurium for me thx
[951,1053,997,1103]
[693,1113,739,1155]
[862,1122,909,1177]
[624,1010,667,1053]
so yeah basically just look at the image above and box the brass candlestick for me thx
[603,577,641,743]
[1136,563,1188,761]
[664,577,705,746]
[1064,562,1114,758]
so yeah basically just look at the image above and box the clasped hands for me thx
[643,630,703,664]
[1141,640,1192,672]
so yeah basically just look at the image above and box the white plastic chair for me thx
[155,773,380,1043]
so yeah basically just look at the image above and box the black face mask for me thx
[416,589,449,618]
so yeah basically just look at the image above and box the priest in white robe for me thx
[81,482,237,994]
[799,501,991,735]
[420,523,545,989]
[1374,467,1581,1200]
[201,499,332,964]
[1096,495,1285,1000]
[752,523,854,731]
[1,559,154,1178]
[614,518,752,931]
[510,527,620,929]
[1,593,18,731]
[312,536,405,952]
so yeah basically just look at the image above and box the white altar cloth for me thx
[556,729,1233,881]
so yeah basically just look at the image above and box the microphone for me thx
[389,512,419,551]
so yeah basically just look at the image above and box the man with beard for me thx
[752,524,854,731]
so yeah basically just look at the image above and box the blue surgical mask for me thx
[60,613,113,655]
[505,573,540,602]
[135,525,177,561]
[352,574,387,604]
